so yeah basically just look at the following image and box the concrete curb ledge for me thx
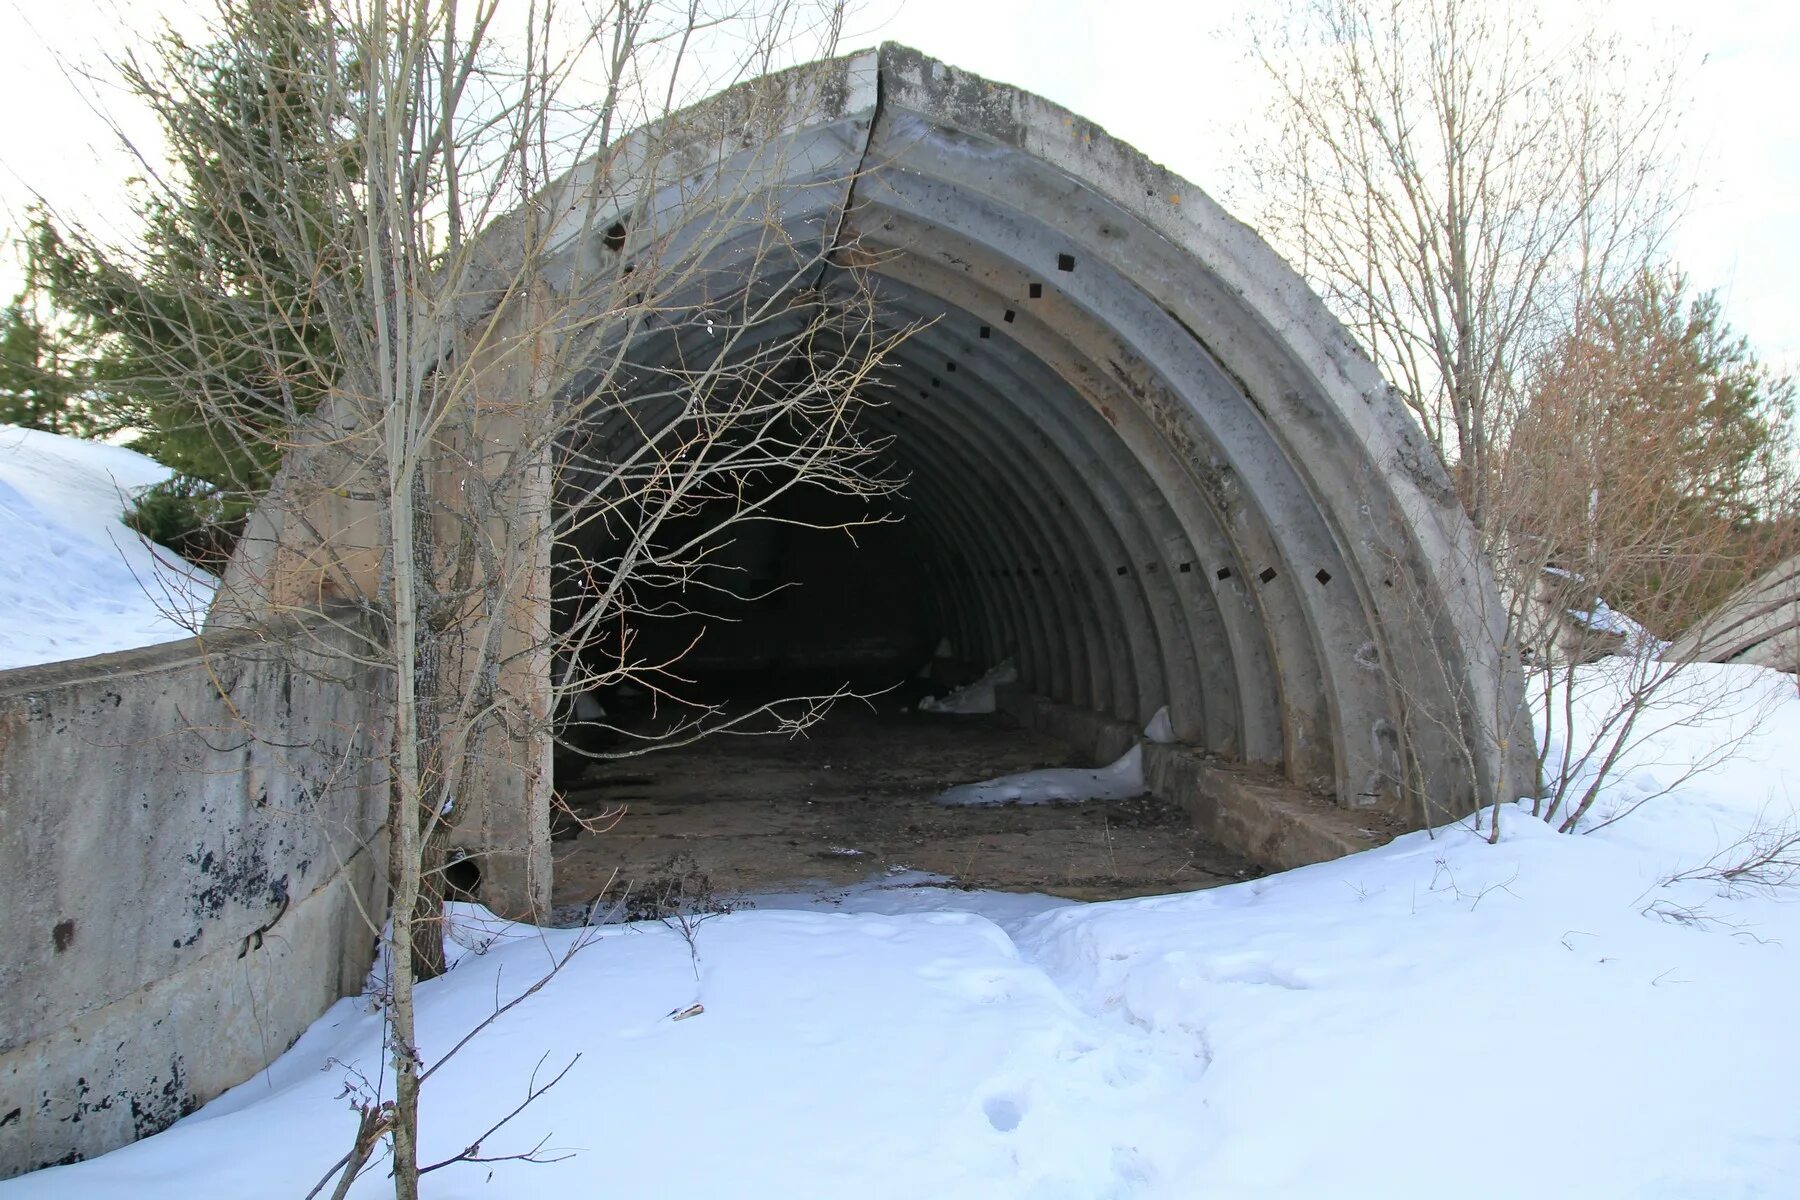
[1143,743,1398,872]
[0,613,371,699]
[997,684,1398,873]
[995,684,1141,766]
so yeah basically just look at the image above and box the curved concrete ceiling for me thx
[490,43,1529,824]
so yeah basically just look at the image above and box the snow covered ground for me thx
[0,425,215,669]
[9,661,1798,1197]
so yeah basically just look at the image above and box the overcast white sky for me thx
[2,0,1796,369]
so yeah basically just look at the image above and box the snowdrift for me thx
[7,613,1800,1196]
[0,426,215,669]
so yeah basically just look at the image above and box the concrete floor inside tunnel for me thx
[547,471,1261,915]
[547,689,1261,918]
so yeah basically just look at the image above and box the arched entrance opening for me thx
[525,45,1526,912]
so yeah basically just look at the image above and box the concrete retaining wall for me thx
[1666,557,1800,671]
[0,623,388,1178]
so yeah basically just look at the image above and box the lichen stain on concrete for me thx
[182,830,281,944]
[126,1057,197,1142]
[32,1056,196,1169]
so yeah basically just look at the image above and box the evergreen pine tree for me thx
[28,0,358,503]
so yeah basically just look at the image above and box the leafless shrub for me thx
[1244,1,1798,838]
[1660,815,1800,895]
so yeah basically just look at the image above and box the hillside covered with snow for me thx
[7,660,1798,1198]
[0,425,216,669]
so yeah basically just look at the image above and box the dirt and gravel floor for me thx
[549,693,1259,915]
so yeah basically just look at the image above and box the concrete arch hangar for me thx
[528,43,1529,828]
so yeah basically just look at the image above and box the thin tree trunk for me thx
[388,477,424,1198]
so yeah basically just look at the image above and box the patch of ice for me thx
[937,744,1146,807]
[919,658,1017,714]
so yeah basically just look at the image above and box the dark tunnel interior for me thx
[598,484,939,695]
[438,44,1524,917]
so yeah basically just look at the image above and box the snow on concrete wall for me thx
[0,621,388,1178]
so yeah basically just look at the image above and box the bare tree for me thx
[1236,0,1800,841]
[35,1,912,1194]
[1493,268,1797,832]
[1244,0,1686,529]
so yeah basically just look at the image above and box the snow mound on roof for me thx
[0,425,216,670]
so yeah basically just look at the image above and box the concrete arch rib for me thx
[848,159,1364,793]
[868,298,1222,742]
[435,42,1526,831]
[859,259,1268,763]
[592,310,1083,704]
[878,336,1155,722]
[874,353,1156,722]
[867,45,1524,814]
[883,370,1164,726]
[878,416,1085,704]
[879,410,1068,701]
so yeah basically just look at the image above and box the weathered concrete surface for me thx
[1666,557,1800,671]
[996,682,1144,768]
[441,289,558,922]
[216,42,1533,904]
[207,293,561,923]
[0,623,386,1178]
[1143,743,1399,872]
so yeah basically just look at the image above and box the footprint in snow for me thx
[982,1093,1024,1133]
[1199,952,1313,990]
